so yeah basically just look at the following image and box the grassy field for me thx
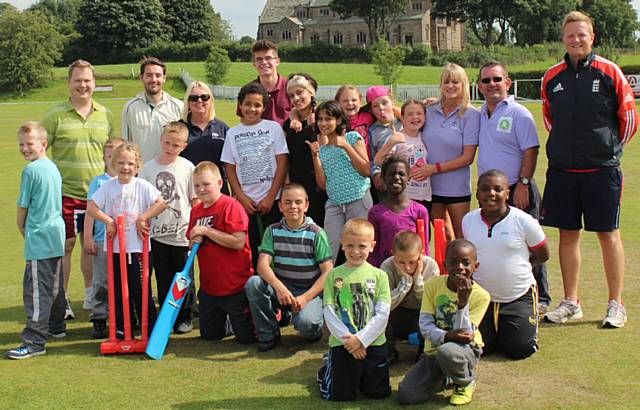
[0,97,639,409]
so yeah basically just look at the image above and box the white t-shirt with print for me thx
[92,177,161,253]
[220,119,289,203]
[139,157,195,247]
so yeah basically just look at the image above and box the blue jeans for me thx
[245,275,323,342]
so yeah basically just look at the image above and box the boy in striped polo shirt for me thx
[246,183,334,352]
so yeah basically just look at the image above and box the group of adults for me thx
[44,11,636,339]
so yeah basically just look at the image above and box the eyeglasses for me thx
[480,76,504,84]
[188,94,211,102]
[254,56,276,64]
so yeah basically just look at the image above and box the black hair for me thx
[381,154,409,177]
[477,169,509,185]
[314,100,351,135]
[237,81,269,106]
[445,238,477,259]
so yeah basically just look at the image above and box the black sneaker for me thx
[257,335,281,352]
[387,348,400,366]
[92,320,108,339]
[277,309,292,328]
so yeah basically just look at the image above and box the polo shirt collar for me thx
[64,98,106,112]
[482,95,514,117]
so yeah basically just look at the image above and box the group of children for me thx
[10,71,551,406]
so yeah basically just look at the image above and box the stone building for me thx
[257,0,464,52]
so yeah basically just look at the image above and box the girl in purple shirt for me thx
[368,156,429,267]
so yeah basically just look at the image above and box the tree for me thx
[0,10,64,93]
[0,3,17,15]
[205,45,231,85]
[509,0,577,46]
[160,0,231,43]
[239,36,255,44]
[76,0,166,63]
[371,39,406,92]
[330,0,410,43]
[28,0,81,34]
[581,0,638,48]
[432,0,525,47]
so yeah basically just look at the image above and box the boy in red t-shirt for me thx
[187,161,256,344]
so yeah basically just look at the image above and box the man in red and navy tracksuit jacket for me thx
[540,11,638,329]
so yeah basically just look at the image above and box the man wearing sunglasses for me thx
[476,60,552,317]
[122,57,184,162]
[541,11,638,328]
[238,40,290,126]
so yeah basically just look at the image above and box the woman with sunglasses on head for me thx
[180,81,230,191]
[419,63,480,240]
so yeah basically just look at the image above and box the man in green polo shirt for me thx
[42,59,115,320]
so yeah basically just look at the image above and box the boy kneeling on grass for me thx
[7,122,67,360]
[397,239,490,406]
[317,218,391,401]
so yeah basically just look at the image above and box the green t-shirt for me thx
[323,262,391,347]
[421,276,490,355]
[42,100,114,199]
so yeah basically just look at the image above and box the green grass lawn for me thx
[0,98,639,409]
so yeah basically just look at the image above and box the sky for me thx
[4,0,640,39]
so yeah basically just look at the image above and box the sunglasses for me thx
[188,94,211,102]
[480,76,504,84]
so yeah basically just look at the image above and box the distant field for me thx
[1,99,639,408]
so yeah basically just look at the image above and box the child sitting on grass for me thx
[7,122,67,360]
[317,218,391,401]
[380,230,439,364]
[368,155,429,267]
[397,239,490,406]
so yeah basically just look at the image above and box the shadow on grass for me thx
[539,319,602,329]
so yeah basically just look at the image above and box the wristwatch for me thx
[518,177,530,186]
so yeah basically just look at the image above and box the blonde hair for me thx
[68,59,95,80]
[439,63,471,116]
[392,230,423,254]
[562,11,594,34]
[335,85,362,102]
[193,161,221,179]
[18,121,47,142]
[342,218,374,239]
[162,121,189,142]
[111,143,142,170]
[182,81,216,122]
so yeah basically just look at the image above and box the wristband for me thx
[435,162,442,173]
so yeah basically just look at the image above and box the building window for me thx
[412,2,423,10]
[320,8,330,16]
[282,30,292,40]
[266,28,273,37]
[310,32,320,43]
[333,32,343,45]
[296,10,307,18]
[356,32,367,44]
[405,35,413,46]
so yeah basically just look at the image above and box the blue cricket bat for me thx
[146,243,200,360]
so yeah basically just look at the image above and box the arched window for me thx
[356,32,367,44]
[333,32,343,45]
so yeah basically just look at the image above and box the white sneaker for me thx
[544,299,583,323]
[64,299,75,320]
[602,300,627,328]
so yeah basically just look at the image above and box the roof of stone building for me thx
[259,0,308,24]
[309,0,331,6]
[284,16,303,26]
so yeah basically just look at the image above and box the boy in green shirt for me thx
[317,218,391,401]
[397,239,490,405]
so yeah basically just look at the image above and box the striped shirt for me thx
[42,100,115,199]
[259,217,332,288]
